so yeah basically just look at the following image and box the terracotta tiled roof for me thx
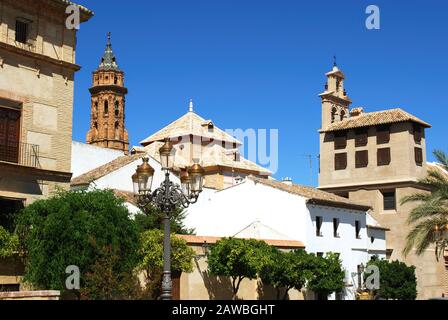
[176,235,305,249]
[249,176,371,211]
[139,111,241,146]
[144,141,271,176]
[320,108,431,133]
[71,153,144,186]
[54,0,93,15]
[427,163,448,180]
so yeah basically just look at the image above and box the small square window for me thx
[355,150,368,168]
[355,220,361,239]
[377,148,391,166]
[335,153,347,171]
[15,20,28,44]
[355,129,368,147]
[376,125,390,144]
[382,190,396,211]
[415,147,423,166]
[316,216,323,237]
[333,218,340,238]
[334,132,347,150]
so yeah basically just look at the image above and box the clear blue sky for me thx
[72,0,448,186]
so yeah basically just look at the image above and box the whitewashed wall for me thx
[184,179,387,300]
[71,141,124,178]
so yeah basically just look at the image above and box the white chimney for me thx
[282,177,293,186]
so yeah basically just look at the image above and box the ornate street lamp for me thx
[434,224,448,261]
[132,139,205,300]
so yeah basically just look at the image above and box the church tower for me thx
[318,61,352,129]
[86,33,129,155]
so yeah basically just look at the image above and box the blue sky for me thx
[72,0,448,186]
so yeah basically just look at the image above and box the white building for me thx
[183,175,387,300]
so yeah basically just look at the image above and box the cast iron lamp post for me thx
[433,224,448,260]
[132,139,205,300]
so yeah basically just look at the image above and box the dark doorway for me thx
[0,197,24,232]
[172,271,182,300]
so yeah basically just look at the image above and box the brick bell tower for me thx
[86,33,129,154]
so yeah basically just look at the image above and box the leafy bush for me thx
[260,249,314,300]
[367,257,417,300]
[15,189,140,297]
[307,252,346,300]
[0,226,19,258]
[207,238,271,300]
[137,229,195,299]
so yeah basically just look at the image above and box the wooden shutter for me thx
[376,125,390,144]
[415,147,423,166]
[335,153,347,170]
[172,272,181,300]
[383,191,396,210]
[355,150,368,168]
[413,125,422,144]
[355,129,368,147]
[377,148,391,166]
[0,108,20,164]
[334,132,347,150]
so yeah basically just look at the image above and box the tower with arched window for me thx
[319,63,352,129]
[86,33,129,154]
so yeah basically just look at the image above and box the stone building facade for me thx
[0,0,92,290]
[86,33,129,154]
[317,64,447,299]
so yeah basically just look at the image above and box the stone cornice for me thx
[0,161,72,183]
[0,42,81,72]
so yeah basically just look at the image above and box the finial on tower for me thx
[333,55,337,67]
[189,99,194,113]
[107,32,111,46]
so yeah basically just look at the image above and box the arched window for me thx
[115,101,119,116]
[114,122,120,139]
[114,76,118,85]
[94,101,98,112]
[331,107,337,123]
[340,110,346,121]
[104,100,109,114]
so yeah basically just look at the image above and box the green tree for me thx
[207,238,269,300]
[367,257,417,300]
[15,189,140,298]
[401,150,448,260]
[307,253,346,300]
[260,249,314,300]
[137,229,195,299]
[134,204,195,235]
[0,226,19,258]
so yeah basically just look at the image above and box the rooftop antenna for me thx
[299,154,314,186]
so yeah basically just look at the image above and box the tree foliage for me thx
[0,226,19,258]
[207,238,270,300]
[260,249,314,300]
[137,229,195,299]
[307,253,346,300]
[15,189,141,297]
[367,257,417,300]
[401,150,448,259]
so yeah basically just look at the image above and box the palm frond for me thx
[404,216,448,257]
[433,150,448,169]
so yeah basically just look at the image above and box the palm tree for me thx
[401,150,448,261]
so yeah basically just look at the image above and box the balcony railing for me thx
[0,142,41,168]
